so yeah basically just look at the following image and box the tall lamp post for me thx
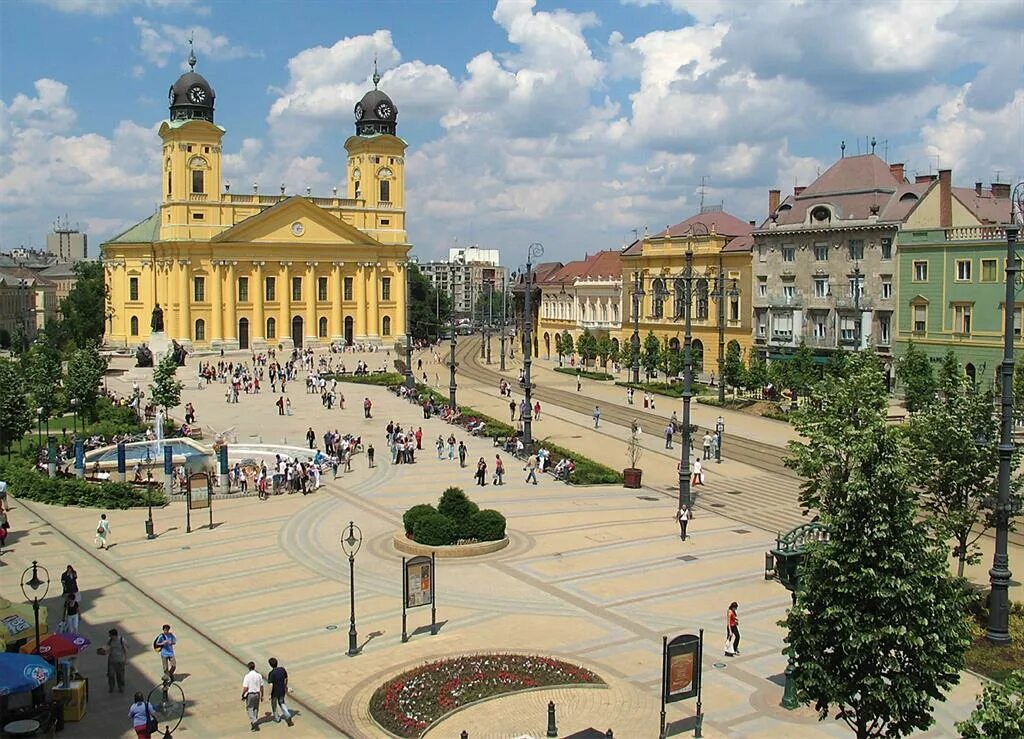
[20,561,49,655]
[404,259,416,389]
[341,521,363,656]
[148,679,186,738]
[678,246,697,510]
[523,242,544,447]
[988,182,1024,645]
[852,262,864,350]
[500,272,509,372]
[145,446,156,539]
[630,271,644,384]
[448,263,458,407]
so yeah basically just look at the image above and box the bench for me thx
[185,428,204,440]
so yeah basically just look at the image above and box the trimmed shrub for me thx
[554,367,613,381]
[437,487,479,521]
[403,503,437,536]
[412,512,457,546]
[0,459,163,509]
[327,372,405,386]
[470,509,506,541]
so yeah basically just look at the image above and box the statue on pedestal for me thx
[135,343,154,367]
[151,304,165,333]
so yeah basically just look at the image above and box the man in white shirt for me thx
[241,661,264,732]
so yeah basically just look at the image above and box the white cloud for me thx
[133,18,259,69]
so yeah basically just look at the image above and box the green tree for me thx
[956,669,1024,739]
[641,331,661,379]
[825,346,849,379]
[789,341,818,396]
[576,328,598,368]
[608,338,621,365]
[783,352,972,738]
[937,349,962,395]
[595,335,612,368]
[554,332,565,364]
[561,331,574,358]
[745,352,769,391]
[149,351,183,413]
[51,261,110,349]
[906,365,1002,577]
[26,334,62,436]
[64,342,107,423]
[472,287,506,324]
[723,341,745,389]
[0,359,31,458]
[408,264,450,342]
[896,339,936,413]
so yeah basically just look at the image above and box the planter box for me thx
[623,468,642,488]
[393,532,509,558]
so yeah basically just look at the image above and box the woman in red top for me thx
[726,602,740,656]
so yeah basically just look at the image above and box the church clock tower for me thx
[344,64,407,243]
[158,41,224,240]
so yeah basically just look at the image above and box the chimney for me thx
[992,182,1011,198]
[769,189,781,213]
[794,186,806,197]
[938,169,952,228]
[889,162,905,182]
[749,220,756,227]
[975,182,983,195]
[916,174,936,184]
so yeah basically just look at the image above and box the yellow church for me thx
[102,50,410,351]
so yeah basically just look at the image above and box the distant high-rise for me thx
[46,215,87,262]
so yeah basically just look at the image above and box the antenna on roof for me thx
[882,139,889,162]
[840,140,846,158]
[699,175,708,210]
[995,169,1002,183]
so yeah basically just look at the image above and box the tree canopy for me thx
[896,340,936,413]
[51,261,110,350]
[408,264,451,341]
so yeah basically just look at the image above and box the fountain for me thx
[154,409,165,457]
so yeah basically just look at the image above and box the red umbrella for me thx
[20,633,81,659]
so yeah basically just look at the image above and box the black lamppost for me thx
[715,415,725,464]
[341,521,363,656]
[148,679,185,738]
[20,561,49,654]
[987,182,1024,645]
[448,263,458,407]
[678,247,696,510]
[523,242,544,447]
[145,446,156,539]
[500,271,509,372]
[70,398,78,435]
[852,262,864,350]
[486,279,493,365]
[630,271,644,384]
[404,258,416,389]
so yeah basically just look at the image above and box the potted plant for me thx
[623,421,643,488]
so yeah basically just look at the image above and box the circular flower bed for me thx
[369,653,604,737]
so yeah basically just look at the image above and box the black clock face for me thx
[188,85,207,104]
[168,87,175,105]
[354,103,364,121]
[376,102,393,119]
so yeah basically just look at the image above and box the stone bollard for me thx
[461,732,468,739]
[546,700,557,738]
[606,731,613,738]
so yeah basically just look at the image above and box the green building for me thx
[894,170,1015,385]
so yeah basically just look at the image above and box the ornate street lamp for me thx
[715,415,725,464]
[20,561,49,655]
[404,258,416,389]
[523,242,544,447]
[148,678,185,738]
[500,271,511,372]
[448,262,458,407]
[630,271,644,384]
[341,521,363,656]
[145,446,156,539]
[987,181,1024,645]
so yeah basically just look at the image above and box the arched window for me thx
[318,316,328,338]
[691,339,705,372]
[266,317,276,339]
[651,278,666,318]
[130,316,139,336]
[194,319,206,341]
[382,315,392,336]
[695,279,709,321]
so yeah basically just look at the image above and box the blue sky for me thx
[1,0,1022,262]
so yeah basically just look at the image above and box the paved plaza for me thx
[0,342,1013,738]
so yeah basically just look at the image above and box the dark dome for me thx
[169,70,216,123]
[354,88,397,136]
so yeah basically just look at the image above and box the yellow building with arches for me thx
[102,54,409,350]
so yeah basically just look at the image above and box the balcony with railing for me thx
[188,193,208,201]
[765,292,803,309]
[833,288,873,311]
[946,225,1007,242]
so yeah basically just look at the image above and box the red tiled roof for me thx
[721,234,753,253]
[653,210,753,239]
[953,187,1012,225]
[799,154,900,198]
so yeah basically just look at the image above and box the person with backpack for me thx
[154,624,177,682]
[674,504,691,541]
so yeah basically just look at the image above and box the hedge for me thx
[403,503,437,536]
[554,367,613,381]
[0,459,164,509]
[325,372,405,386]
[470,509,506,541]
[615,380,708,398]
[413,511,458,546]
[406,488,505,546]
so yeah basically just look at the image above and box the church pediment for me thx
[212,196,382,247]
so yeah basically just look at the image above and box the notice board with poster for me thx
[401,553,438,642]
[660,631,704,738]
[187,472,211,509]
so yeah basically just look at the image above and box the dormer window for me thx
[811,206,831,223]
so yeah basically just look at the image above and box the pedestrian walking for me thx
[276,396,284,415]
[665,424,674,449]
[436,436,444,460]
[0,480,8,512]
[128,691,158,739]
[95,513,111,549]
[711,431,720,461]
[305,427,316,449]
[725,602,740,656]
[285,397,292,416]
[267,657,293,726]
[577,376,582,392]
[493,455,504,485]
[0,508,8,548]
[509,400,516,422]
[363,397,372,418]
[63,593,81,633]
[533,401,541,420]
[702,432,712,460]
[447,436,456,460]
[105,628,128,693]
[61,565,80,603]
[458,441,468,468]
[593,405,601,428]
[475,457,487,486]
[675,504,691,540]
[415,427,423,450]
[525,454,539,485]
[367,443,375,468]
[154,624,177,682]
[691,458,704,486]
[242,661,264,732]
